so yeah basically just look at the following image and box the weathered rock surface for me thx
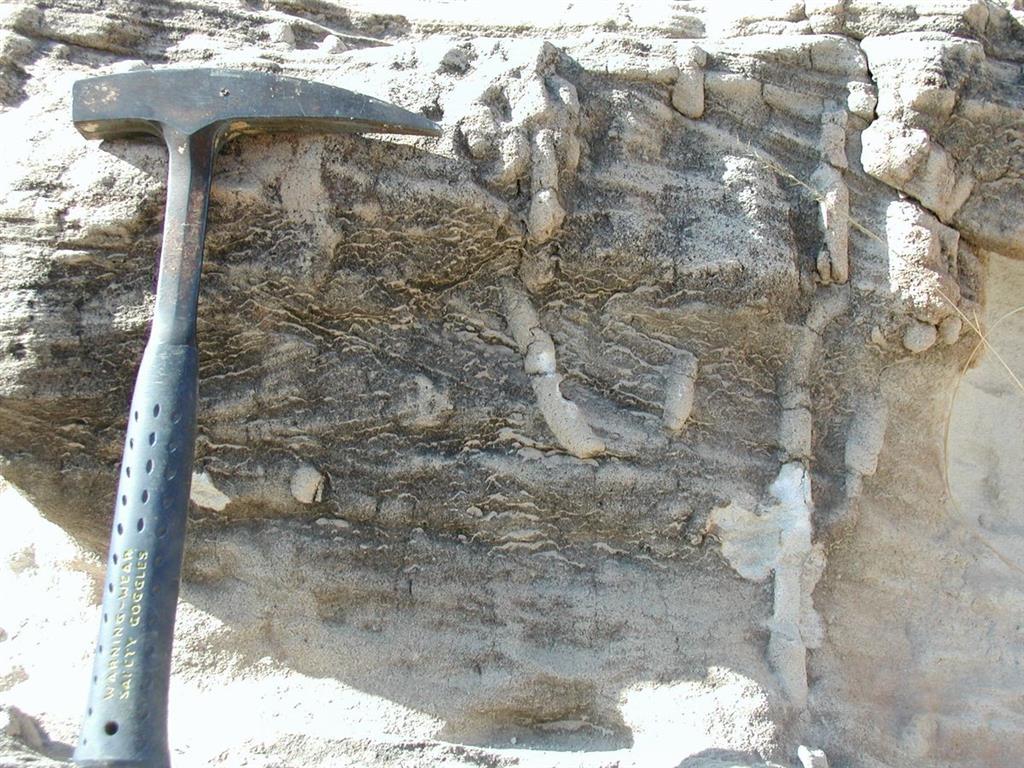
[1,1,1023,766]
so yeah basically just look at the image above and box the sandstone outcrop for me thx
[1,1,1023,766]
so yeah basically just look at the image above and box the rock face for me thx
[1,1,1023,766]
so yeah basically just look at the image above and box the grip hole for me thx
[107,583,113,593]
[129,438,134,450]
[153,404,161,417]
[117,523,124,535]
[166,467,177,481]
[125,466,131,478]
[102,614,107,624]
[146,459,154,473]
[133,411,138,422]
[137,517,145,532]
[104,721,119,736]
[148,432,156,446]
[112,554,118,565]
[171,411,181,424]
[88,707,92,716]
[157,525,167,538]
[121,495,127,506]
[141,490,149,504]
[97,644,103,653]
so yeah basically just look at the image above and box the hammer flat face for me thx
[72,68,441,142]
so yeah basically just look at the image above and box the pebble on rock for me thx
[265,21,295,46]
[903,320,938,353]
[938,314,963,345]
[798,745,830,768]
[318,34,348,54]
[291,464,326,505]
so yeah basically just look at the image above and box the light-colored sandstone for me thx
[1,2,1021,767]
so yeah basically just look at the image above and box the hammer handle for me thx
[74,125,216,768]
[73,341,198,768]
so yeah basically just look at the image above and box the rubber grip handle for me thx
[73,343,198,768]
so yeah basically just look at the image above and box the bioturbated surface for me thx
[1,1,1023,766]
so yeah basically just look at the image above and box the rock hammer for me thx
[70,68,439,767]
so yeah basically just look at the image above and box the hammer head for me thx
[72,68,440,143]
